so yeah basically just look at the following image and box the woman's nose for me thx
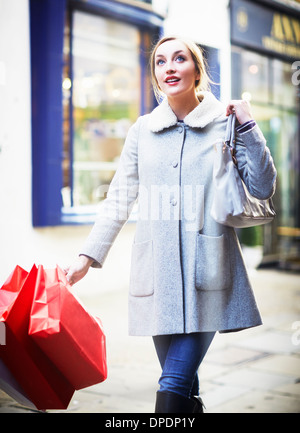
[166,61,176,74]
[166,68,176,74]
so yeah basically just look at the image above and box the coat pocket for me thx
[195,233,231,291]
[130,240,154,297]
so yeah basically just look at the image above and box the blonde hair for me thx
[150,36,211,102]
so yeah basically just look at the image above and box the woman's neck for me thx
[167,93,200,121]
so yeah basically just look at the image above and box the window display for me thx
[63,11,145,213]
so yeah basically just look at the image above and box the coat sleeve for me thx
[234,123,277,200]
[79,117,140,268]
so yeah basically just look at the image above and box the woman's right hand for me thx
[64,255,93,286]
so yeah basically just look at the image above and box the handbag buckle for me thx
[222,141,237,166]
[231,147,238,166]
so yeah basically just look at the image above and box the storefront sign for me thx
[231,0,300,59]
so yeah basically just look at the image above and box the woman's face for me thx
[154,40,200,101]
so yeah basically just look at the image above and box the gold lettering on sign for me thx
[271,14,285,40]
[237,8,248,32]
[262,36,300,57]
[292,19,300,44]
[282,16,295,42]
[264,13,300,57]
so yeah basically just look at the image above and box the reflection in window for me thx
[63,11,142,211]
[231,46,300,255]
[273,59,298,108]
[232,47,269,104]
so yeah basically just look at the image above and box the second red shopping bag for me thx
[29,265,107,390]
[0,265,74,410]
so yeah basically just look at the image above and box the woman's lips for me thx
[165,76,180,85]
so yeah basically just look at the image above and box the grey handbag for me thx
[210,114,276,228]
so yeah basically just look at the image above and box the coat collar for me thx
[148,91,225,132]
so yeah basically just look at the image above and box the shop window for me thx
[231,46,300,255]
[30,0,161,226]
[63,11,143,219]
[62,10,157,223]
[272,59,299,109]
[232,48,270,104]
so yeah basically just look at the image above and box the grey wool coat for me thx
[81,91,277,336]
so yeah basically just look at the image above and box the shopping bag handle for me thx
[225,113,236,149]
[55,265,72,290]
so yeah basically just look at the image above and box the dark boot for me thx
[155,391,197,413]
[191,395,205,413]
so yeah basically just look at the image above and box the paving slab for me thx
[200,384,250,410]
[250,354,300,378]
[204,346,266,366]
[208,390,300,413]
[213,367,296,391]
[234,330,300,355]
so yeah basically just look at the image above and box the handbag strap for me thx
[225,113,237,165]
[225,113,236,149]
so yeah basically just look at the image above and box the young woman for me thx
[65,36,277,413]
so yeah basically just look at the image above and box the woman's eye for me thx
[156,59,165,66]
[176,56,185,62]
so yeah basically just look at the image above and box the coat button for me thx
[170,198,177,206]
[177,126,183,133]
[172,161,178,168]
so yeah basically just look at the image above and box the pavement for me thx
[0,248,300,414]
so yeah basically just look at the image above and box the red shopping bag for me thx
[29,265,107,390]
[0,265,75,410]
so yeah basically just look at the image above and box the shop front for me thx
[30,0,163,226]
[230,0,300,268]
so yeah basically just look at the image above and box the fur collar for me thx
[148,91,225,132]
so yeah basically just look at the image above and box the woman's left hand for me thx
[226,99,254,124]
[63,255,93,286]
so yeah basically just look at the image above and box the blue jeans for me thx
[153,332,215,398]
